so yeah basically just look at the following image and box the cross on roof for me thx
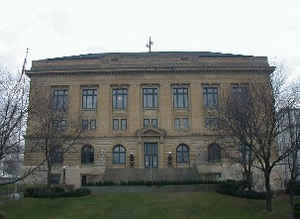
[146,37,153,53]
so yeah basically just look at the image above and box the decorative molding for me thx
[136,128,167,143]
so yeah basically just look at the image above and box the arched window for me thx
[50,145,63,164]
[176,144,189,163]
[81,145,94,164]
[113,145,126,164]
[208,143,221,162]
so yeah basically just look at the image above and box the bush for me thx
[286,180,300,195]
[216,180,266,200]
[24,186,91,198]
[85,180,223,186]
[62,188,91,197]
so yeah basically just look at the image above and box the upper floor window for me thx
[52,88,68,111]
[144,119,158,128]
[82,88,97,110]
[112,88,128,110]
[113,119,127,130]
[240,144,252,164]
[82,119,96,130]
[208,143,221,162]
[52,120,67,130]
[50,146,63,165]
[81,144,94,164]
[173,87,188,108]
[143,88,158,108]
[205,118,218,129]
[175,118,189,129]
[232,84,248,95]
[203,87,218,108]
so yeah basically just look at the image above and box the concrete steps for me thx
[103,168,203,183]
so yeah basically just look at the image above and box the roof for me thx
[41,51,253,61]
[28,51,274,75]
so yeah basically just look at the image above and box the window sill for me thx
[81,108,97,112]
[112,163,126,165]
[143,107,159,110]
[174,107,189,110]
[112,130,127,133]
[175,128,190,132]
[207,160,222,163]
[81,163,96,168]
[113,109,127,111]
[204,106,218,109]
[82,129,97,132]
[51,164,63,168]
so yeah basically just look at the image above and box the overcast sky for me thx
[0,0,299,79]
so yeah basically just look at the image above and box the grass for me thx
[0,191,292,219]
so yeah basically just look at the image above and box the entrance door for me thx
[144,143,158,168]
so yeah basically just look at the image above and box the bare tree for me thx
[27,88,83,188]
[0,53,31,185]
[218,66,300,211]
[277,108,300,215]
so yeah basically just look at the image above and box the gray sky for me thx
[0,0,299,79]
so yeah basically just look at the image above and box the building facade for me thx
[24,52,274,187]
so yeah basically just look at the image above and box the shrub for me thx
[216,180,266,200]
[24,186,91,198]
[286,180,300,195]
[84,180,223,186]
[62,188,91,197]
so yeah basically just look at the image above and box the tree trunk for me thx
[47,162,52,189]
[264,171,272,212]
[289,180,295,208]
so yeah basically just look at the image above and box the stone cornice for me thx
[26,66,275,77]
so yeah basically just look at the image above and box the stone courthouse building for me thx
[25,51,274,187]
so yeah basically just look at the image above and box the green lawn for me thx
[0,191,292,219]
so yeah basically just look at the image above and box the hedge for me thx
[24,186,91,198]
[216,180,267,200]
[85,180,222,186]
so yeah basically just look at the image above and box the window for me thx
[113,119,119,130]
[50,174,61,185]
[152,119,158,128]
[176,144,189,163]
[232,84,248,95]
[82,119,96,130]
[205,118,218,129]
[81,145,94,164]
[143,88,158,108]
[203,87,218,108]
[174,118,189,129]
[121,119,127,130]
[52,88,68,111]
[208,143,221,162]
[52,120,67,130]
[82,88,97,110]
[144,119,158,128]
[183,118,189,129]
[112,145,126,164]
[113,119,127,130]
[112,88,128,110]
[240,144,251,164]
[173,87,188,108]
[50,146,63,164]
